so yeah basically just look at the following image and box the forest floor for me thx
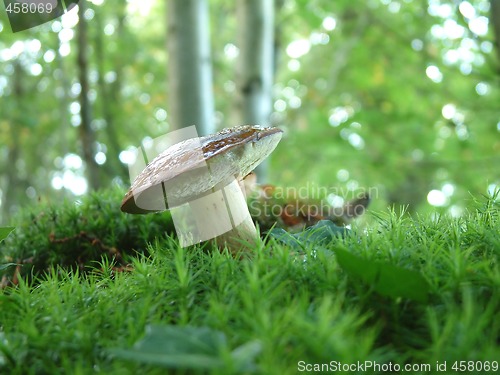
[0,189,499,374]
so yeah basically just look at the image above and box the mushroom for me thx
[121,125,283,252]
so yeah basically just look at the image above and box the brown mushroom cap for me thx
[121,125,283,214]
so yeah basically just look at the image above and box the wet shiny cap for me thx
[121,125,283,214]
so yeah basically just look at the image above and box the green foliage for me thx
[334,247,430,303]
[109,325,261,372]
[0,263,17,271]
[1,0,499,223]
[271,0,499,213]
[0,186,174,283]
[0,227,15,242]
[269,220,349,248]
[270,220,430,303]
[0,227,16,271]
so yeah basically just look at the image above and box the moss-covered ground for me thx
[0,188,499,374]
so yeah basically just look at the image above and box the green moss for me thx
[0,186,174,283]
[0,191,499,374]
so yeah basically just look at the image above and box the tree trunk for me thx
[1,63,25,224]
[56,32,70,157]
[167,0,215,136]
[236,0,275,181]
[491,0,500,70]
[77,0,100,190]
[94,5,128,181]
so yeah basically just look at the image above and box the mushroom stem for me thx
[175,179,258,252]
[213,214,258,253]
[214,178,259,252]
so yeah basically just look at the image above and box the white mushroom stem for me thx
[172,179,258,252]
[213,215,258,253]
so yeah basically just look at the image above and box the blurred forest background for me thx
[0,0,499,226]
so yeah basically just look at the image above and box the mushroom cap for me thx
[121,125,283,214]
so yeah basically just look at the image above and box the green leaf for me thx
[268,228,303,250]
[269,220,348,249]
[0,227,15,243]
[231,340,263,372]
[301,221,349,244]
[0,263,18,271]
[109,325,261,372]
[334,247,430,303]
[109,349,224,370]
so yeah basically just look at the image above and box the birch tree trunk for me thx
[56,34,70,157]
[94,4,128,181]
[491,0,500,67]
[77,0,100,190]
[167,0,215,136]
[1,63,24,224]
[236,0,275,181]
